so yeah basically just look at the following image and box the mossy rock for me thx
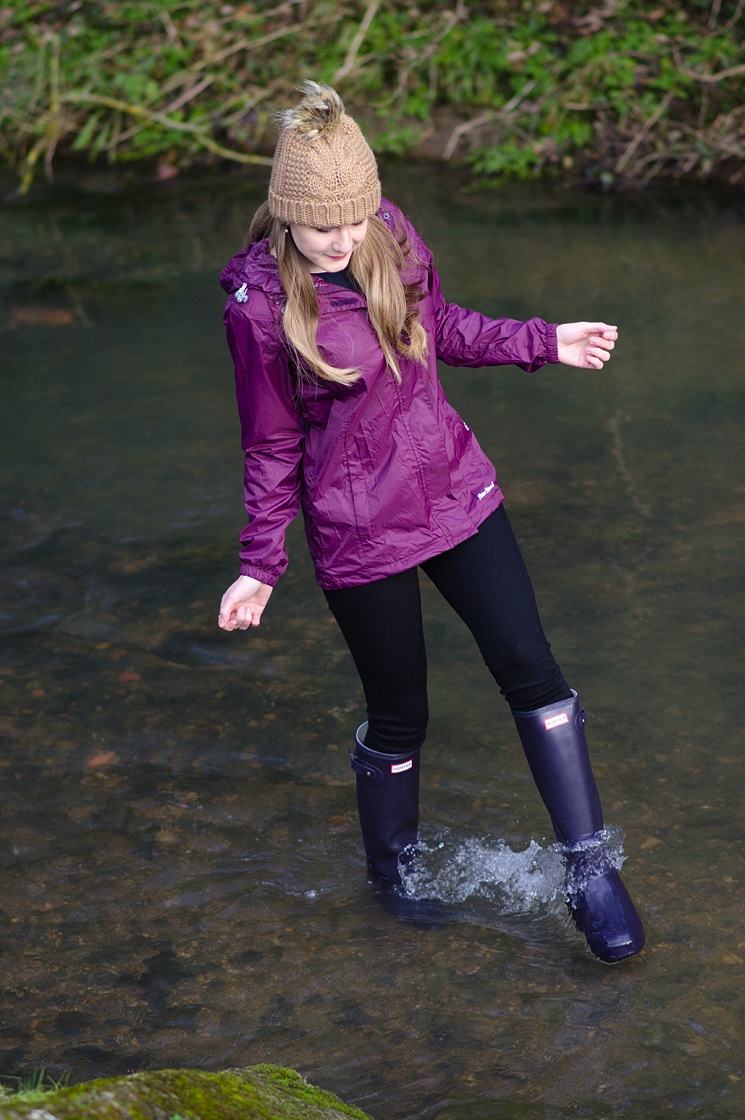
[0,1064,374,1120]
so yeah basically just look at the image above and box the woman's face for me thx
[289,219,368,273]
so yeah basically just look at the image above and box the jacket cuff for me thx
[546,323,559,363]
[239,562,280,587]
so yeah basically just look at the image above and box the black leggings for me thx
[324,504,572,753]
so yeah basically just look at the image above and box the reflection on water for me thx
[1,164,745,1118]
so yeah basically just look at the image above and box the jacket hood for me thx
[219,239,284,299]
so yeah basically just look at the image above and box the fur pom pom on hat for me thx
[268,81,381,228]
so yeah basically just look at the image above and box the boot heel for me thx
[563,834,646,963]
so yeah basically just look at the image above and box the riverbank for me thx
[2,1,743,194]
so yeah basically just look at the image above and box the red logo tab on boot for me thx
[544,712,569,730]
[391,759,413,774]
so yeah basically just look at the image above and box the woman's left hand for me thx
[556,322,618,370]
[218,575,274,630]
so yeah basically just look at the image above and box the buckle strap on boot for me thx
[349,751,385,784]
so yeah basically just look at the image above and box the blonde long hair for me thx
[247,202,429,384]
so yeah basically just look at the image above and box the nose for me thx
[331,226,355,253]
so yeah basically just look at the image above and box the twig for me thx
[334,0,381,84]
[726,0,745,29]
[160,9,182,46]
[677,61,745,84]
[388,0,466,107]
[500,79,538,116]
[209,21,322,67]
[639,157,667,187]
[44,30,62,180]
[443,113,494,160]
[614,89,675,174]
[443,79,538,159]
[697,83,710,130]
[60,92,274,165]
[109,73,217,151]
[18,32,68,191]
[220,87,277,129]
[564,100,612,110]
[681,125,745,158]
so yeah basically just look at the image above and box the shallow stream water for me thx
[1,162,744,1118]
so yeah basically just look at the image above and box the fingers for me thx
[237,602,263,629]
[586,325,618,358]
[218,589,240,630]
[218,599,265,630]
[218,577,272,631]
[585,331,616,369]
[589,331,616,348]
[585,348,610,369]
[586,323,618,339]
[218,605,262,630]
[557,323,619,370]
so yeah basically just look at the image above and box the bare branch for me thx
[61,92,274,166]
[108,74,216,152]
[614,90,675,174]
[443,79,538,160]
[726,0,745,29]
[334,0,381,84]
[677,61,745,84]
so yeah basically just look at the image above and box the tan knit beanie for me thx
[268,81,381,228]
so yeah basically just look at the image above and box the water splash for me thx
[399,827,627,914]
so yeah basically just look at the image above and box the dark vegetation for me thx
[1,0,744,192]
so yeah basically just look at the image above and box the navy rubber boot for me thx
[349,721,420,884]
[513,692,645,963]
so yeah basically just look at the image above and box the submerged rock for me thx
[0,1064,373,1120]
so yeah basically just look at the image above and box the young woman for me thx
[217,81,645,963]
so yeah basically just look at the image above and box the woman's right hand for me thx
[218,575,274,630]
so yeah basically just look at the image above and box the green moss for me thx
[0,1065,373,1120]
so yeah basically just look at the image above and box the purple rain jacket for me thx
[219,200,559,591]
